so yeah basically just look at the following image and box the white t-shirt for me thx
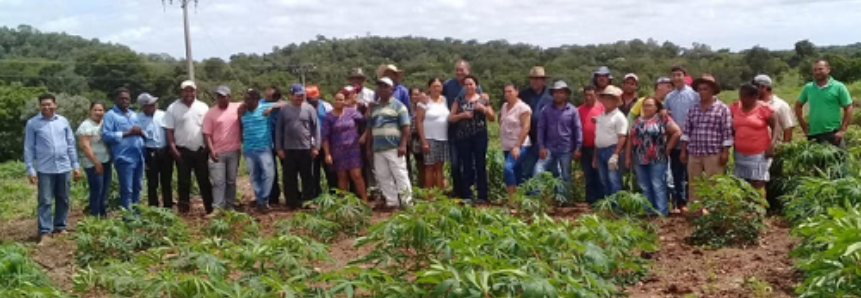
[595,109,628,148]
[767,95,797,144]
[163,99,209,150]
[358,88,375,104]
[418,96,450,141]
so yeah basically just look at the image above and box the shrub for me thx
[791,205,861,297]
[283,191,371,242]
[688,175,769,248]
[508,171,568,216]
[593,191,657,219]
[784,177,861,225]
[0,243,68,297]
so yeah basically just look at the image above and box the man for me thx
[164,80,214,215]
[443,60,483,195]
[619,73,640,115]
[628,77,673,122]
[754,75,796,144]
[202,86,241,216]
[377,64,411,114]
[576,85,605,204]
[24,93,81,243]
[535,81,582,194]
[795,59,853,146]
[348,68,375,105]
[664,66,699,213]
[262,86,284,205]
[240,89,276,212]
[305,85,336,195]
[102,87,146,210]
[593,66,613,92]
[138,93,173,209]
[367,77,412,209]
[275,84,320,209]
[680,75,733,204]
[518,66,554,183]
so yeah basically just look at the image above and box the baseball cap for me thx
[599,85,623,97]
[752,74,773,88]
[655,77,672,86]
[289,83,305,95]
[377,77,394,87]
[180,80,197,90]
[214,85,231,96]
[137,93,159,106]
[623,73,639,82]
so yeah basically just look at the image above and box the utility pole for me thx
[182,0,195,81]
[289,64,317,101]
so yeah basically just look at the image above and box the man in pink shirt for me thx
[576,85,605,204]
[202,86,242,216]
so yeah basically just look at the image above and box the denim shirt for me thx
[24,114,79,176]
[102,106,145,165]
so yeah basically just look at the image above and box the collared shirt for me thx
[76,119,110,168]
[537,102,582,153]
[138,110,167,149]
[765,95,797,144]
[275,102,320,151]
[357,87,375,105]
[370,98,411,152]
[619,94,639,115]
[202,102,242,154]
[577,103,605,148]
[798,77,852,135]
[393,83,412,115]
[241,101,276,151]
[595,109,628,148]
[681,100,733,156]
[519,86,554,143]
[102,106,145,165]
[24,114,79,176]
[665,85,700,133]
[163,99,209,150]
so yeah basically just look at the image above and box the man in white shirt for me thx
[348,68,376,105]
[753,74,797,209]
[164,80,213,215]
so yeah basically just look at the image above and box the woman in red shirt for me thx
[730,83,776,191]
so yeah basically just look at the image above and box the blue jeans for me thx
[85,162,113,217]
[456,132,489,201]
[245,149,275,206]
[670,149,688,208]
[115,161,144,210]
[519,145,539,183]
[36,172,71,235]
[635,162,669,216]
[534,151,573,195]
[580,147,603,204]
[596,146,624,198]
[449,137,461,195]
[503,146,530,186]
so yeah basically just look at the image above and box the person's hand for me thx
[170,148,183,164]
[397,145,407,157]
[94,163,104,175]
[422,141,430,154]
[277,150,286,160]
[573,149,581,161]
[461,111,474,119]
[473,103,485,113]
[719,150,729,166]
[210,152,220,163]
[359,134,366,145]
[539,148,548,160]
[28,175,37,185]
[608,154,619,171]
[480,93,490,101]
[765,145,776,158]
[591,116,597,124]
[680,150,688,165]
[325,154,333,165]
[263,107,274,117]
[800,121,809,134]
[511,147,521,160]
[592,157,598,169]
[835,130,846,144]
[310,149,319,159]
[73,169,82,181]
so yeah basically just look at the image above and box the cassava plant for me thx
[791,205,861,297]
[284,190,371,242]
[508,171,568,216]
[688,175,769,248]
[783,176,861,225]
[593,191,657,219]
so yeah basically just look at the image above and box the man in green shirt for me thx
[795,59,853,146]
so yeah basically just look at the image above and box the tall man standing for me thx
[262,86,284,205]
[102,87,146,210]
[754,74,797,207]
[535,81,582,194]
[348,68,375,105]
[275,84,321,209]
[443,60,482,194]
[138,93,173,208]
[164,80,214,215]
[593,66,613,92]
[240,89,276,212]
[24,93,81,243]
[377,64,411,114]
[367,77,412,209]
[664,66,700,213]
[576,85,605,204]
[518,66,554,183]
[202,86,241,216]
[795,59,853,146]
[620,73,640,115]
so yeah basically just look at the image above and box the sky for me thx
[0,0,859,60]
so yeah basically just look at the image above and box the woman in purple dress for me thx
[322,92,368,202]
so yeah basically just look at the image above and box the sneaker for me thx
[205,209,222,219]
[53,230,68,236]
[37,234,50,246]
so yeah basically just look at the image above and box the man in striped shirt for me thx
[240,89,277,212]
[367,77,412,209]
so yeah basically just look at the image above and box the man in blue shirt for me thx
[24,93,81,243]
[262,86,285,205]
[102,87,146,210]
[377,64,411,114]
[240,89,277,212]
[138,92,173,209]
[664,65,700,213]
[518,66,554,183]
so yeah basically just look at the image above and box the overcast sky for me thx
[1,0,859,60]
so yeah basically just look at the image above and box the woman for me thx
[76,101,112,217]
[322,92,368,202]
[416,78,449,190]
[730,83,776,192]
[625,97,680,216]
[409,87,426,186]
[499,84,531,197]
[448,75,495,204]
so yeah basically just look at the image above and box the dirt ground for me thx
[0,189,799,298]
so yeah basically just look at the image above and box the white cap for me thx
[623,73,639,82]
[376,77,394,87]
[137,93,159,105]
[180,80,197,90]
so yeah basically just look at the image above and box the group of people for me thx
[24,58,852,242]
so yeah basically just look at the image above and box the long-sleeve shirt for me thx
[681,100,734,156]
[275,102,320,151]
[537,102,582,153]
[138,110,167,149]
[24,114,79,176]
[519,86,554,144]
[393,83,412,115]
[665,85,700,135]
[102,106,145,165]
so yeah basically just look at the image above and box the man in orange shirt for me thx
[575,85,605,204]
[202,86,241,216]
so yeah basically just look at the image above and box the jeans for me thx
[596,146,624,198]
[503,146,530,186]
[373,149,412,206]
[145,148,173,208]
[269,149,283,204]
[449,138,462,195]
[519,145,540,183]
[84,162,112,217]
[177,147,214,213]
[634,163,669,216]
[580,147,604,204]
[534,150,573,195]
[283,149,317,208]
[209,150,240,210]
[115,161,144,210]
[244,149,275,206]
[669,148,688,208]
[36,172,70,235]
[456,132,489,201]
